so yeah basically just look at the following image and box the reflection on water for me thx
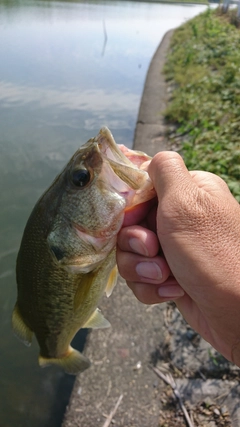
[0,1,207,426]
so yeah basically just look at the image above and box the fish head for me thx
[57,127,154,235]
[58,129,130,237]
[47,127,155,270]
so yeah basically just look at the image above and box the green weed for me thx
[164,8,240,201]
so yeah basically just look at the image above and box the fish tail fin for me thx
[12,303,33,346]
[38,346,90,375]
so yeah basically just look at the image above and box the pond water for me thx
[0,1,207,426]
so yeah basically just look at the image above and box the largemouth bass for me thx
[12,127,155,375]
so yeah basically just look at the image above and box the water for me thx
[0,1,207,425]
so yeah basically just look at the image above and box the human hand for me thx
[117,151,240,366]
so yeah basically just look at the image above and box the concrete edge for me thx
[133,29,174,156]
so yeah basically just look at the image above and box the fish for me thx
[12,127,155,375]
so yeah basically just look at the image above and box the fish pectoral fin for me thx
[105,265,118,297]
[82,308,110,329]
[38,346,90,375]
[74,271,96,311]
[12,303,33,347]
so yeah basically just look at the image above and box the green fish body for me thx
[12,127,154,374]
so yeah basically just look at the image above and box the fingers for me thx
[116,249,170,284]
[117,225,169,285]
[116,224,185,304]
[128,278,185,305]
[117,243,184,304]
[148,151,193,200]
[117,225,160,257]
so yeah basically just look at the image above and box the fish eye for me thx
[72,169,91,188]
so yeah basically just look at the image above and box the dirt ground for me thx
[62,30,240,427]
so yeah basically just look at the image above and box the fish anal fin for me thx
[105,265,118,297]
[39,346,90,375]
[12,303,33,347]
[82,308,110,329]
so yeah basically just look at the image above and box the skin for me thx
[117,151,240,367]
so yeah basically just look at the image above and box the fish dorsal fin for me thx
[82,308,110,329]
[12,303,33,346]
[105,265,118,297]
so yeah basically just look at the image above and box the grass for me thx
[164,7,240,202]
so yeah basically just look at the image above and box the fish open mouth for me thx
[95,127,133,165]
[95,127,155,207]
[96,126,152,169]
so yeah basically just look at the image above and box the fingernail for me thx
[158,285,184,298]
[129,238,148,256]
[136,262,162,280]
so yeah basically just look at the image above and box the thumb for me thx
[148,151,194,201]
